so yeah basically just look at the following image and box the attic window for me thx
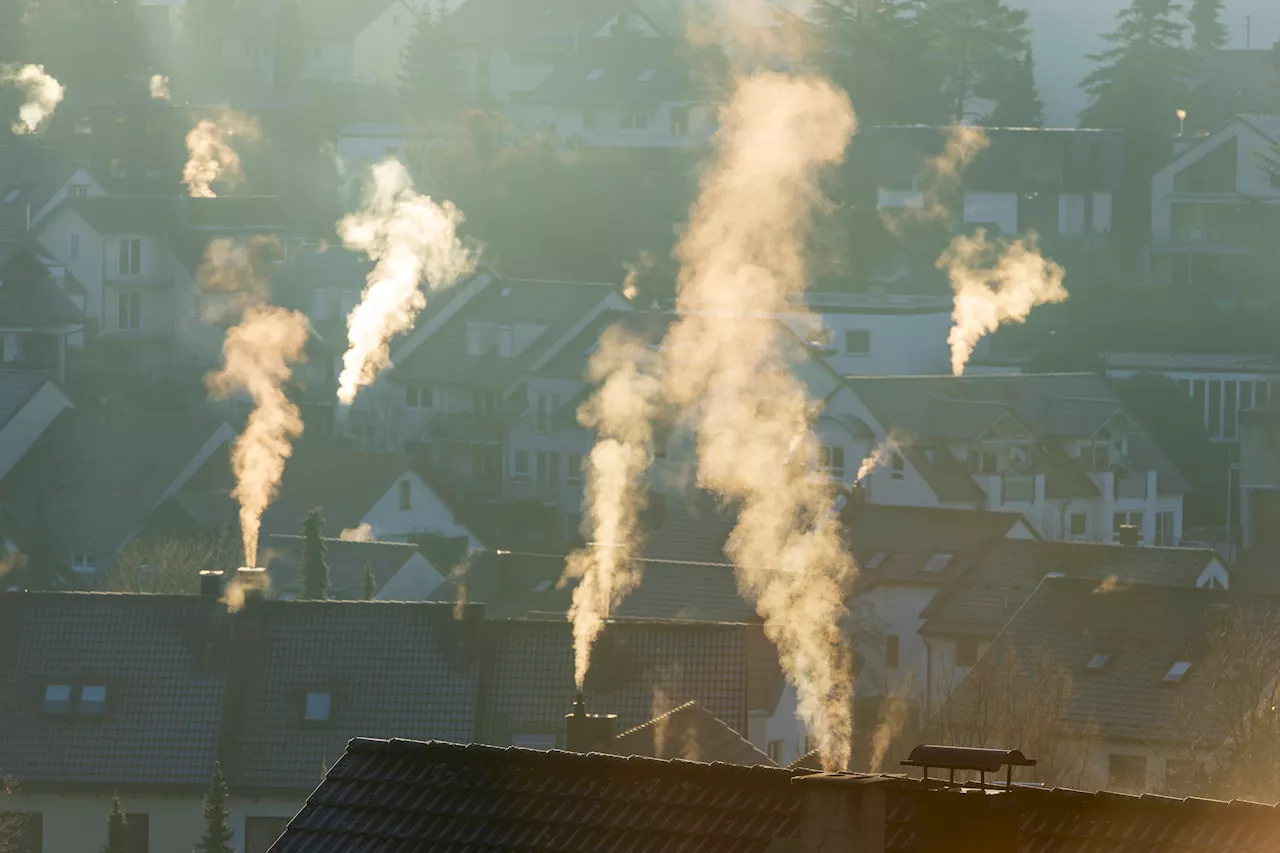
[636,69,656,82]
[532,579,553,593]
[1163,661,1191,683]
[1,188,19,204]
[865,552,889,570]
[922,553,953,573]
[1085,653,1110,670]
[44,684,72,714]
[80,685,107,715]
[586,69,604,82]
[304,692,332,722]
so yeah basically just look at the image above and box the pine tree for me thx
[399,0,468,126]
[987,44,1044,127]
[917,0,1031,123]
[102,796,128,853]
[196,762,234,853]
[1187,0,1227,53]
[362,560,376,600]
[300,510,329,600]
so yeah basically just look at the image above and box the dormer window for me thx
[969,448,998,474]
[304,692,332,722]
[44,684,72,714]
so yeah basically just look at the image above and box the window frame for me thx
[567,453,583,485]
[117,237,142,277]
[513,449,530,481]
[890,453,905,481]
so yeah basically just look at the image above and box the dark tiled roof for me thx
[901,444,988,505]
[0,244,84,327]
[449,0,664,46]
[536,308,671,381]
[427,550,573,619]
[0,146,87,229]
[613,700,776,766]
[0,592,229,789]
[271,738,806,853]
[478,618,749,742]
[0,369,54,431]
[921,540,1221,638]
[531,38,707,106]
[221,600,483,793]
[260,535,422,599]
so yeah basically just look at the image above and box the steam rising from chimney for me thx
[940,229,1067,375]
[1,64,64,134]
[183,111,260,198]
[149,74,170,100]
[560,327,663,688]
[882,125,988,230]
[661,71,858,770]
[335,158,474,405]
[856,431,907,482]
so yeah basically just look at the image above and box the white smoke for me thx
[339,523,374,542]
[183,111,261,198]
[149,74,171,100]
[1,64,64,134]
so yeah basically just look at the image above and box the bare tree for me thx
[0,776,26,853]
[100,529,241,594]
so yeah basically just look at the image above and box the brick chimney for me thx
[199,569,225,597]
[565,693,616,753]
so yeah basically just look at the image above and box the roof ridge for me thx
[615,699,699,738]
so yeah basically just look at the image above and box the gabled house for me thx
[794,293,954,377]
[0,242,86,382]
[260,534,443,600]
[0,147,107,233]
[825,373,1189,545]
[1148,114,1280,293]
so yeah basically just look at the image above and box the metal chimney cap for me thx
[901,745,1036,773]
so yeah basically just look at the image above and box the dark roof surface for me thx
[261,534,422,599]
[613,700,775,766]
[535,308,672,381]
[0,244,84,327]
[921,540,1221,638]
[0,593,229,788]
[0,369,55,430]
[271,738,806,853]
[531,37,706,106]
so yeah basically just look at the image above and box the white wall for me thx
[378,551,448,600]
[806,310,953,377]
[360,471,481,547]
[0,380,73,481]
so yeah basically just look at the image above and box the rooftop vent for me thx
[902,744,1037,788]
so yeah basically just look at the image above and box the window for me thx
[534,392,559,434]
[922,553,953,573]
[68,232,80,261]
[844,329,871,354]
[636,69,656,82]
[586,68,604,81]
[497,325,514,358]
[821,445,846,479]
[1164,758,1196,793]
[536,451,561,488]
[44,684,72,714]
[1070,513,1088,536]
[513,450,530,481]
[1,188,19,204]
[970,449,998,474]
[1163,661,1191,683]
[244,816,291,853]
[890,453,905,481]
[583,109,596,130]
[117,238,142,276]
[405,385,433,409]
[80,685,107,715]
[118,293,141,331]
[865,551,888,570]
[475,390,497,416]
[1085,653,1110,670]
[620,108,649,130]
[955,638,978,667]
[536,451,548,486]
[885,634,900,669]
[68,183,89,197]
[1108,753,1147,790]
[304,691,332,722]
[670,105,689,136]
[512,733,557,749]
[398,479,411,510]
[126,813,150,853]
[1155,511,1176,546]
[71,552,98,571]
[766,739,783,763]
[1225,380,1238,439]
[1208,379,1222,437]
[568,453,583,485]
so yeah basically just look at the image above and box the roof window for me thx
[1085,653,1110,670]
[532,579,553,593]
[304,691,332,722]
[44,684,72,714]
[922,553,953,573]
[1163,661,1191,683]
[636,69,655,82]
[1,188,19,204]
[865,552,889,570]
[80,685,108,715]
[587,69,604,82]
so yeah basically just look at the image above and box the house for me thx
[0,242,86,382]
[823,373,1189,545]
[0,371,72,484]
[269,735,1280,853]
[794,293,954,377]
[0,590,755,853]
[1184,43,1280,134]
[866,126,1123,240]
[1239,404,1280,552]
[611,699,775,766]
[528,37,719,149]
[1148,114,1280,292]
[171,446,482,550]
[0,146,107,233]
[259,534,443,600]
[0,410,233,581]
[919,539,1228,718]
[937,577,1278,794]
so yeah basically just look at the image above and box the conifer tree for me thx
[196,762,234,853]
[987,44,1044,127]
[362,560,376,600]
[301,510,329,601]
[102,796,128,853]
[1187,0,1227,53]
[399,0,467,125]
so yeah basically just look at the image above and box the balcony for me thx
[430,412,506,444]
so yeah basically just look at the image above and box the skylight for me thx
[636,69,656,82]
[80,685,108,715]
[304,691,332,722]
[532,579,553,593]
[1085,653,1109,670]
[1163,661,1191,683]
[587,69,604,82]
[1,188,19,204]
[44,684,72,714]
[865,552,888,570]
[922,553,953,573]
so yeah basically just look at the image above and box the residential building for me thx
[791,292,954,377]
[1239,404,1280,551]
[611,700,774,766]
[0,371,73,484]
[0,591,753,852]
[260,534,444,600]
[823,373,1189,545]
[0,242,86,382]
[0,146,108,233]
[867,126,1122,240]
[1148,114,1280,292]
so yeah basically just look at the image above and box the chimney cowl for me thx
[565,693,617,754]
[199,569,225,597]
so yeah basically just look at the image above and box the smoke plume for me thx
[883,125,989,230]
[336,158,474,404]
[856,431,908,482]
[940,229,1067,375]
[196,236,280,322]
[339,523,374,542]
[149,74,171,100]
[205,307,308,568]
[183,111,260,198]
[1,64,64,134]
[661,71,858,770]
[560,327,663,688]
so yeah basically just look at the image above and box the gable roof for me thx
[219,599,483,793]
[921,540,1223,639]
[535,307,672,381]
[0,242,84,328]
[613,699,775,766]
[271,738,806,853]
[0,369,59,432]
[260,534,422,599]
[0,592,230,790]
[530,37,709,106]
[0,146,91,229]
[449,0,664,46]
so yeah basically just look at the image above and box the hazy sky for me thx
[1016,0,1280,126]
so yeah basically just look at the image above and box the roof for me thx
[220,600,483,793]
[392,277,622,388]
[0,146,88,229]
[613,699,775,766]
[42,195,295,238]
[941,578,1280,746]
[0,593,229,789]
[921,539,1221,639]
[530,37,709,106]
[448,0,664,46]
[477,618,749,742]
[0,410,233,563]
[270,738,807,853]
[535,308,672,381]
[261,535,421,599]
[0,242,84,328]
[0,369,54,431]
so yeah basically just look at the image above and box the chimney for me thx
[565,693,616,753]
[1118,524,1139,547]
[199,569,225,597]
[236,566,268,604]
